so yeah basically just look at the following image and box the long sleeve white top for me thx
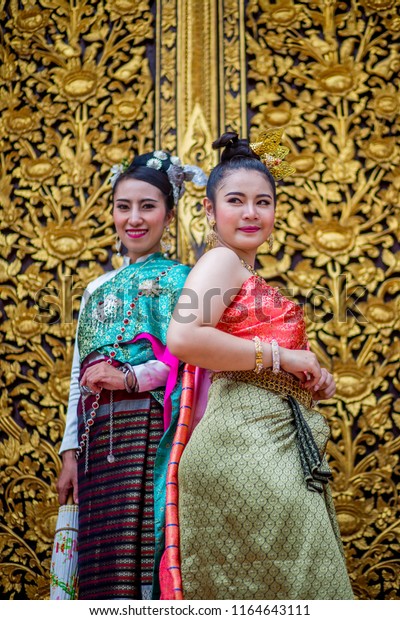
[59,255,169,453]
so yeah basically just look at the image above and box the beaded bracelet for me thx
[270,339,280,374]
[252,336,264,374]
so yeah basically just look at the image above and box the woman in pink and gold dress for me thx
[165,131,354,600]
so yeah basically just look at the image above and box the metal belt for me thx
[212,368,314,410]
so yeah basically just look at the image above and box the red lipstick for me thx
[238,226,260,233]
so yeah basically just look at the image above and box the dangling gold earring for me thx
[161,225,172,257]
[206,219,219,250]
[268,234,274,252]
[115,235,122,256]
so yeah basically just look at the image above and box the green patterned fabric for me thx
[78,253,190,599]
[179,378,354,600]
[78,253,189,364]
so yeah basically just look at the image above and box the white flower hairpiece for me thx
[109,158,130,188]
[109,151,208,203]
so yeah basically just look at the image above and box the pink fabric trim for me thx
[132,333,179,431]
[188,367,211,438]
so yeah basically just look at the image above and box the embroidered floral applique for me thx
[139,279,162,297]
[93,294,123,323]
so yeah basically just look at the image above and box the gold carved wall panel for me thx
[244,0,400,601]
[0,0,156,599]
[0,0,399,600]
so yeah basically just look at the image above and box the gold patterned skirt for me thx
[178,378,354,600]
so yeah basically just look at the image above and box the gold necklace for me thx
[240,258,260,278]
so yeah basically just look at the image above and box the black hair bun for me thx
[212,131,260,163]
[211,131,238,150]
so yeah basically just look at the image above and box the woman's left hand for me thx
[307,367,336,400]
[80,361,125,394]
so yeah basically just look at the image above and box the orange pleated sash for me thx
[159,364,196,600]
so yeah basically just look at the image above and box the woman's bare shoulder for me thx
[196,247,242,270]
[184,247,244,291]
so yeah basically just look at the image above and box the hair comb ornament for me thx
[250,128,296,181]
[152,151,208,204]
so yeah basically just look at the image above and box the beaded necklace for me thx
[77,256,178,473]
[240,258,260,279]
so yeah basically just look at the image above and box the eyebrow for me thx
[115,197,159,202]
[224,191,272,199]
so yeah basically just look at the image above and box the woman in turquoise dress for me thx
[56,149,205,600]
[165,130,354,600]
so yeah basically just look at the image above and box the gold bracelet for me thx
[253,336,264,374]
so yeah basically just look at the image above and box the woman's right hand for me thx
[56,449,78,505]
[278,347,322,389]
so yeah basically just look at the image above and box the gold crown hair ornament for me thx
[250,128,296,181]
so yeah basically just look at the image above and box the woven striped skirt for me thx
[77,389,164,600]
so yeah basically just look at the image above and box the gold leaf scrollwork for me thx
[0,0,155,599]
[1,0,399,601]
[245,0,400,600]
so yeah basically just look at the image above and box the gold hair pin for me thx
[250,128,296,180]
